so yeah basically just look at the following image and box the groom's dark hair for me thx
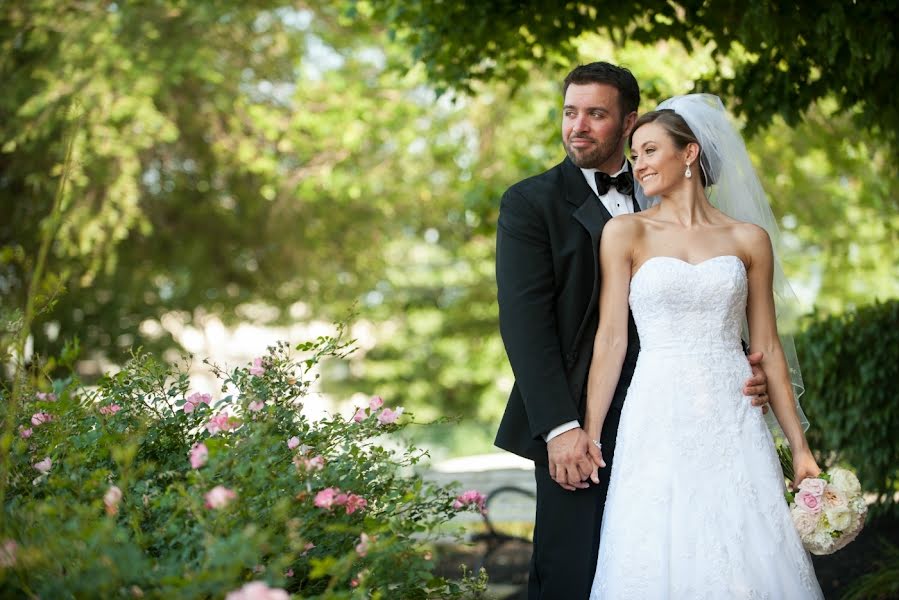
[563,62,640,117]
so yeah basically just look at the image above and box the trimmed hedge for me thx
[797,299,899,512]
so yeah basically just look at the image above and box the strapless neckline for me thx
[632,254,746,282]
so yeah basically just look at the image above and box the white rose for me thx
[812,530,834,552]
[825,507,852,531]
[829,467,861,496]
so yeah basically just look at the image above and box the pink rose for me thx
[345,493,368,515]
[368,396,384,410]
[453,489,487,515]
[104,485,123,515]
[36,392,57,402]
[205,485,237,509]
[18,426,33,439]
[304,455,325,471]
[99,404,122,415]
[31,412,53,426]
[284,568,294,577]
[205,412,237,434]
[790,504,819,537]
[189,442,209,469]
[796,489,823,514]
[287,436,300,450]
[798,477,826,497]
[293,453,324,472]
[249,357,265,377]
[225,581,289,600]
[301,542,315,556]
[248,400,264,412]
[355,532,370,557]
[0,540,16,568]
[314,487,339,509]
[33,457,52,474]
[377,406,404,425]
[184,392,212,414]
[352,407,367,423]
[350,578,359,588]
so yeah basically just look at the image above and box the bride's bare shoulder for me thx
[731,221,770,245]
[731,222,774,265]
[602,212,648,239]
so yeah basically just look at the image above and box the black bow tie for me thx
[595,170,634,196]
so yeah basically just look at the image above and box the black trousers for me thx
[528,456,615,599]
[528,457,611,600]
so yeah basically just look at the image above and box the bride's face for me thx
[630,122,689,196]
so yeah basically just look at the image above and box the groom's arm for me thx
[496,187,580,439]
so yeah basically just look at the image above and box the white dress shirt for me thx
[544,160,635,443]
[581,161,635,217]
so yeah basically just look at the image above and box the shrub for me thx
[0,333,487,598]
[797,299,899,513]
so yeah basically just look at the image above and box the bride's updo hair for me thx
[630,109,718,187]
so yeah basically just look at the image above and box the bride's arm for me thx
[743,225,820,484]
[584,218,636,469]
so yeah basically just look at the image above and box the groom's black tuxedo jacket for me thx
[494,156,640,465]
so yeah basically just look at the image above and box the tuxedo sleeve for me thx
[496,187,580,439]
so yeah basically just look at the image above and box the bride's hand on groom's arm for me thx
[547,428,604,491]
[744,351,770,413]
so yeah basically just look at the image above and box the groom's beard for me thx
[563,122,626,170]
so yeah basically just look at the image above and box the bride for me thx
[585,95,824,599]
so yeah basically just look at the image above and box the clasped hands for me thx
[548,351,771,491]
[547,427,605,491]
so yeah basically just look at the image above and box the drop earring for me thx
[685,163,692,178]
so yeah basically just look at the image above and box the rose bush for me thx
[0,333,487,598]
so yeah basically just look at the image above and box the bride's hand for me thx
[791,450,821,491]
[584,424,606,485]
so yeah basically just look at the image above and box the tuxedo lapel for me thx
[563,158,613,248]
[562,158,613,356]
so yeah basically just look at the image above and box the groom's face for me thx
[562,83,632,173]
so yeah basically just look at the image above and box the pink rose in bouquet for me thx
[795,489,823,514]
[797,477,826,497]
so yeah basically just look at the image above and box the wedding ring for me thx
[593,440,602,449]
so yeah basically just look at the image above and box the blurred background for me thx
[2,0,896,460]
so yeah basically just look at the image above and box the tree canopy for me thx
[361,0,899,142]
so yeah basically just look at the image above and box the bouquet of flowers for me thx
[778,447,867,555]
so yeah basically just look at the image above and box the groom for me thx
[494,62,770,598]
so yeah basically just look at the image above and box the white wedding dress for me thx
[589,255,823,599]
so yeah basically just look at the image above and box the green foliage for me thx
[360,0,899,145]
[842,540,899,600]
[0,337,488,598]
[1,0,486,365]
[797,300,899,513]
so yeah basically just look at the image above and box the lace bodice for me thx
[629,255,747,354]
